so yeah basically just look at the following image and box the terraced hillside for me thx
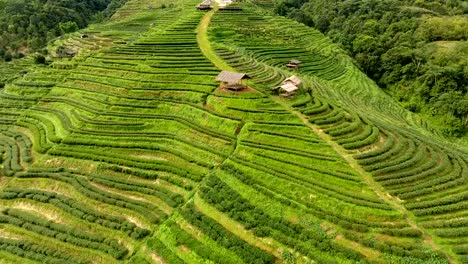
[0,0,467,263]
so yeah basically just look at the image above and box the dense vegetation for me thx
[0,0,467,263]
[0,0,127,60]
[275,0,468,136]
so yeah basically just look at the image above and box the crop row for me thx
[0,188,150,239]
[0,208,128,259]
[242,149,384,203]
[324,114,361,137]
[198,175,364,262]
[47,147,204,182]
[231,154,390,210]
[1,130,32,162]
[377,152,448,185]
[85,173,185,207]
[33,105,229,158]
[340,230,447,260]
[100,164,195,191]
[394,160,463,199]
[60,134,217,169]
[181,202,277,264]
[16,119,53,154]
[355,132,402,165]
[15,172,164,224]
[0,237,85,264]
[215,48,286,87]
[0,136,24,176]
[164,220,241,264]
[247,127,322,143]
[293,94,382,150]
[221,163,406,230]
[146,237,184,264]
[27,167,185,207]
[81,91,243,123]
[40,96,237,142]
[212,11,346,81]
[239,140,340,162]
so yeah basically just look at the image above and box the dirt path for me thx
[196,9,456,264]
[197,9,235,72]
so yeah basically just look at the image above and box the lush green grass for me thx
[0,0,466,263]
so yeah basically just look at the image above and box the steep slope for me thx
[207,2,468,263]
[0,0,466,263]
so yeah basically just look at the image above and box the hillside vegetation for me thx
[0,0,467,263]
[0,0,127,61]
[275,0,468,137]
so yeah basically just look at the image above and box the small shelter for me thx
[279,83,298,95]
[286,59,301,69]
[197,0,213,10]
[272,75,302,96]
[80,34,89,39]
[283,75,302,86]
[216,71,251,91]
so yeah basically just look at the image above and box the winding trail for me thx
[196,8,457,264]
[197,9,235,72]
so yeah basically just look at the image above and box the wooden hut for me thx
[283,75,302,86]
[272,75,302,96]
[215,71,251,91]
[280,83,298,96]
[272,83,298,97]
[197,0,213,10]
[286,59,301,69]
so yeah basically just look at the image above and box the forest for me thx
[275,0,468,136]
[0,0,126,61]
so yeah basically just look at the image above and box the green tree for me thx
[59,21,78,34]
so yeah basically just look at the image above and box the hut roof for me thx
[284,75,302,86]
[216,71,250,83]
[280,83,298,93]
[198,0,213,6]
[289,59,301,64]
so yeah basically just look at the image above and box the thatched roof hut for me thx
[197,0,213,10]
[216,71,250,83]
[272,75,301,96]
[279,83,298,93]
[215,71,251,91]
[287,59,302,69]
[283,75,302,86]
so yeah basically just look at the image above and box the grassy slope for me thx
[0,0,466,263]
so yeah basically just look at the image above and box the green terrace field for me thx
[0,0,467,263]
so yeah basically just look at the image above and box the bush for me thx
[34,54,46,64]
[4,52,12,62]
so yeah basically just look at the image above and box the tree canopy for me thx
[0,0,126,60]
[276,0,468,136]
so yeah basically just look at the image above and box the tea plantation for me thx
[0,0,467,263]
